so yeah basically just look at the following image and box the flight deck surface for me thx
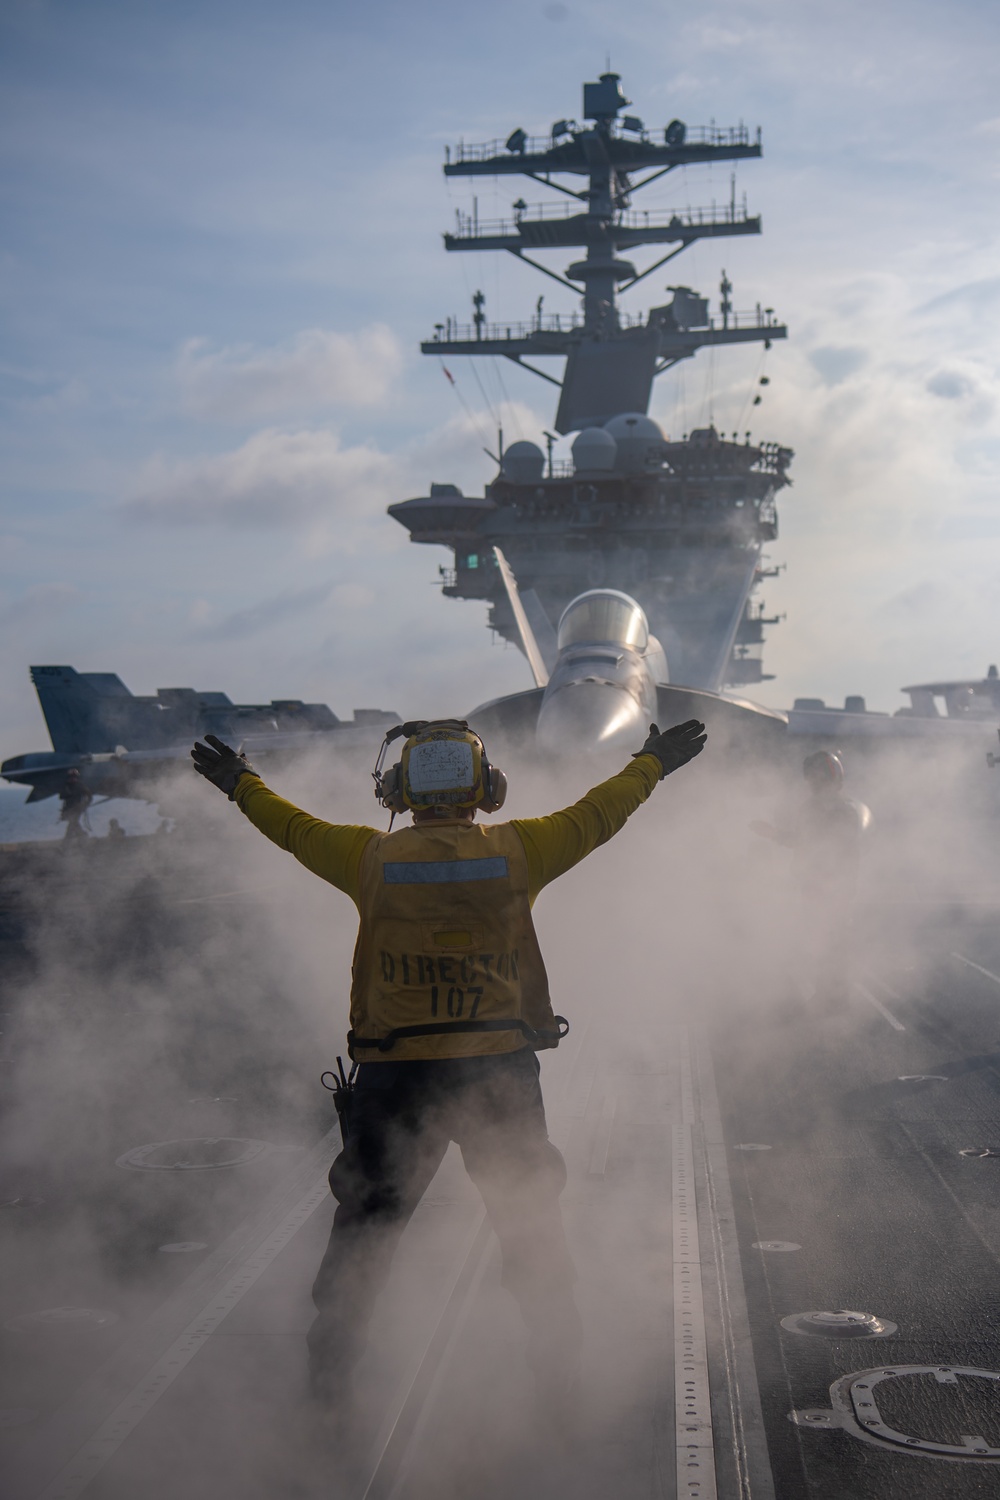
[2,843,1000,1497]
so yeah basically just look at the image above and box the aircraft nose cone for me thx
[536,681,645,757]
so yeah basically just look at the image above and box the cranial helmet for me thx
[373,719,507,815]
[802,749,845,790]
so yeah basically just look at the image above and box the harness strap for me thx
[348,1015,569,1057]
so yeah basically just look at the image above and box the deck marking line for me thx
[855,982,906,1032]
[365,1024,605,1494]
[587,1094,617,1177]
[896,1120,1000,1275]
[865,973,902,1001]
[35,1174,332,1500]
[11,1123,344,1498]
[361,1213,494,1500]
[693,1031,776,1500]
[377,1228,497,1500]
[952,952,1000,988]
[674,1028,718,1500]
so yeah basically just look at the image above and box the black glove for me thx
[634,719,707,779]
[190,734,260,800]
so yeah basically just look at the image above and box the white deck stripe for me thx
[377,1225,496,1500]
[952,951,1000,987]
[866,973,902,1001]
[855,982,906,1032]
[587,1094,617,1177]
[36,1176,332,1500]
[674,1027,718,1500]
[360,1213,492,1500]
[693,1032,776,1499]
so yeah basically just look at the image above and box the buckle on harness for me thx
[347,1015,569,1059]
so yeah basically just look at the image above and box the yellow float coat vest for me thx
[348,820,564,1062]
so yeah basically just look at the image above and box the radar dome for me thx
[604,412,664,473]
[501,441,545,483]
[571,427,617,473]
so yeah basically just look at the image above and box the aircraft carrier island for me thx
[390,67,791,696]
[3,75,1000,1500]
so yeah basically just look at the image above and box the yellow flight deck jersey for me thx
[235,755,661,1061]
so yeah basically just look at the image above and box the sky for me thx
[2,0,999,764]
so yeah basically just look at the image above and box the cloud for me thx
[955,436,1000,475]
[916,278,1000,316]
[696,23,744,50]
[194,583,335,640]
[121,397,546,537]
[124,427,399,526]
[404,400,549,487]
[176,324,403,422]
[808,346,869,386]
[727,255,1000,707]
[0,583,80,629]
[873,579,947,623]
[191,579,378,642]
[924,361,996,421]
[0,367,88,413]
[927,368,975,400]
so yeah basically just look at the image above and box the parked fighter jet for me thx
[470,548,788,757]
[0,665,398,802]
[2,569,788,808]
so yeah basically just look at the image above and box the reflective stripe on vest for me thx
[383,856,509,884]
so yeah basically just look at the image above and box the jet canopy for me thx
[556,590,649,654]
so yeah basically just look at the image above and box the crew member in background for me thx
[58,767,92,839]
[191,716,706,1425]
[752,750,870,999]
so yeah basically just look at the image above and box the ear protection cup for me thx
[374,762,408,813]
[479,764,507,814]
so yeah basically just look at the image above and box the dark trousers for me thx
[308,1049,580,1399]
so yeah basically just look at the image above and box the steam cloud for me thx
[3,728,997,1494]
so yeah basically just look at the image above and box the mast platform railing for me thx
[424,305,784,346]
[446,122,758,164]
[426,311,633,344]
[448,201,756,241]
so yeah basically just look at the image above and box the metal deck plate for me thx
[792,1366,1000,1461]
[115,1137,270,1170]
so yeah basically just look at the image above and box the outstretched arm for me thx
[233,780,375,902]
[512,756,661,899]
[191,735,375,902]
[513,721,706,898]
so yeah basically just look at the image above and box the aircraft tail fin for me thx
[30,665,133,754]
[492,548,550,688]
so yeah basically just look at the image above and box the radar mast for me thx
[390,75,793,691]
[425,72,786,432]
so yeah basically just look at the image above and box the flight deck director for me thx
[191,716,706,1418]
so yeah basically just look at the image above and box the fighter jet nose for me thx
[536,682,645,757]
